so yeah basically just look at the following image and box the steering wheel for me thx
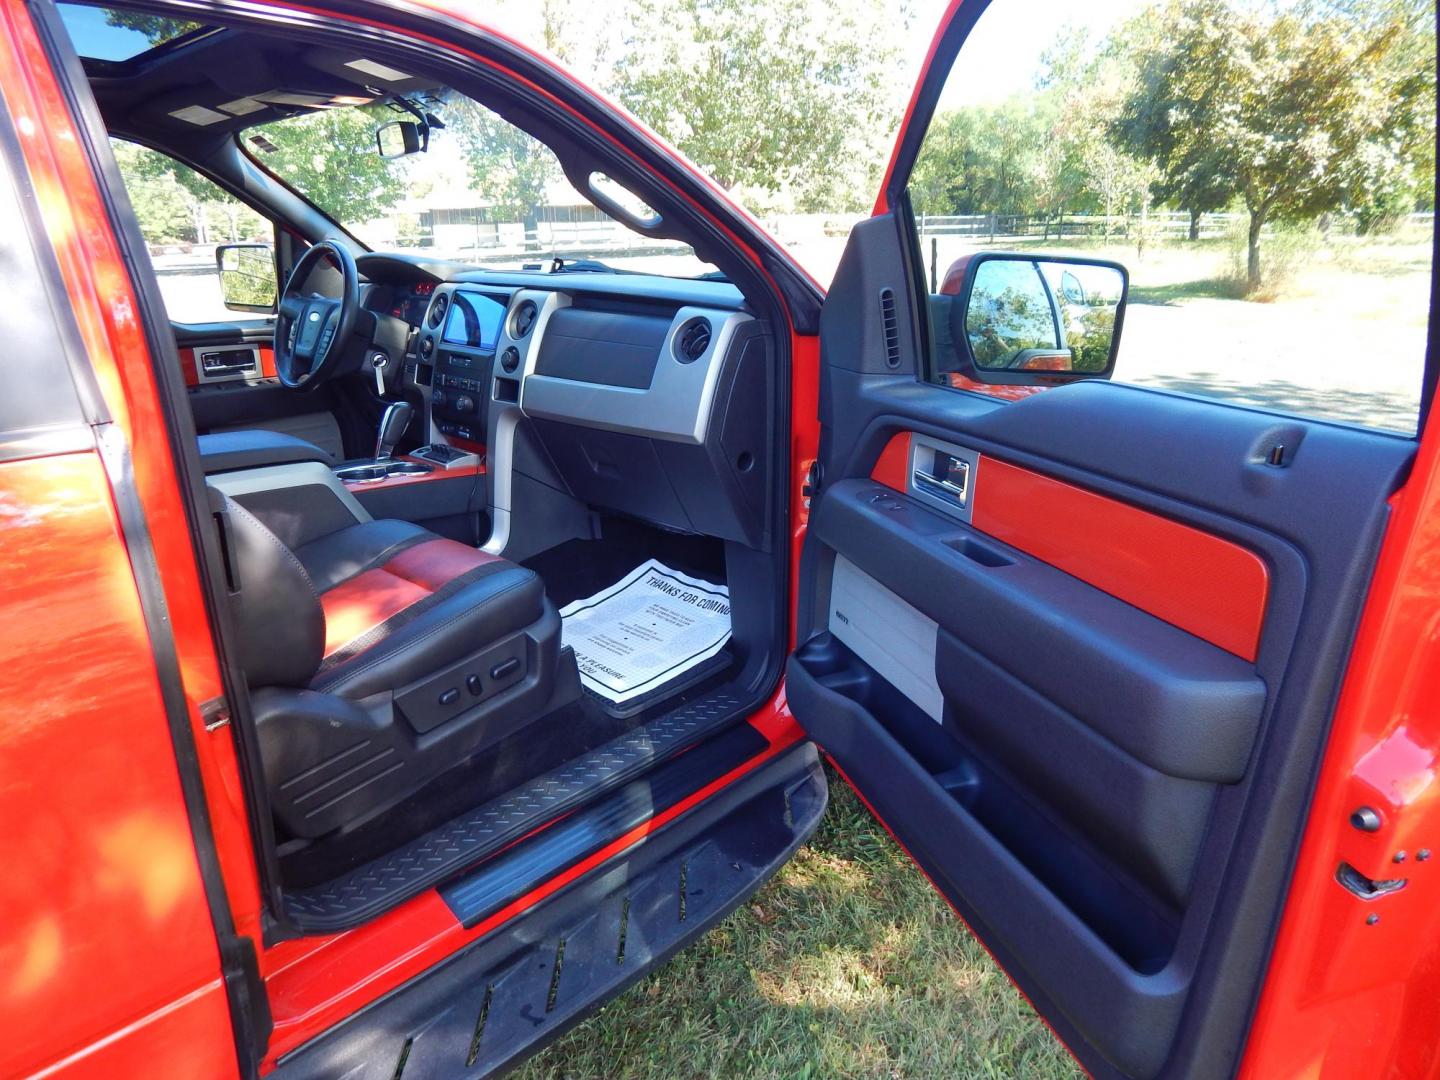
[274,240,360,390]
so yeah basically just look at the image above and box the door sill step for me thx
[280,689,747,932]
[273,743,826,1079]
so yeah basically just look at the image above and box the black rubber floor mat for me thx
[272,743,826,1080]
[281,689,747,931]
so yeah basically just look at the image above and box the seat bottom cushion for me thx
[316,537,512,661]
[292,519,547,700]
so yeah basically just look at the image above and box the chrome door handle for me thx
[913,465,969,505]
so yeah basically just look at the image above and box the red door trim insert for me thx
[869,432,1270,660]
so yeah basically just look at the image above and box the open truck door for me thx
[787,1,1440,1076]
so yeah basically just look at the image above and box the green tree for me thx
[112,140,267,246]
[611,0,910,211]
[102,10,202,45]
[910,25,1153,232]
[1112,0,1433,289]
[910,101,1057,218]
[1042,25,1157,236]
[448,98,559,231]
[251,105,410,224]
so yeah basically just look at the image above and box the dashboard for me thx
[353,252,773,554]
[364,279,437,327]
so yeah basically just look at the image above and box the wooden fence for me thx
[915,210,1435,244]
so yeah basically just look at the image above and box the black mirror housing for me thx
[376,120,423,159]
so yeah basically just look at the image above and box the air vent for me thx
[879,288,901,368]
[427,292,448,329]
[511,298,539,339]
[675,317,712,364]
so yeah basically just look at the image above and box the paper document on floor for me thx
[559,559,731,705]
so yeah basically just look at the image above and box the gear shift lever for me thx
[374,400,413,462]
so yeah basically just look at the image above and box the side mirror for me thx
[215,243,277,313]
[944,253,1127,385]
[376,120,423,159]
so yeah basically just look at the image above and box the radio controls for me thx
[500,346,520,374]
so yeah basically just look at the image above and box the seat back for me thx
[210,485,325,687]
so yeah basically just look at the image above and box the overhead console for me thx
[476,286,773,552]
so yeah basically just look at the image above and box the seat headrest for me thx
[214,488,325,688]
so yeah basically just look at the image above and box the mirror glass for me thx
[217,244,277,311]
[376,121,420,159]
[965,258,1124,373]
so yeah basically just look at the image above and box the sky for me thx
[927,0,1139,106]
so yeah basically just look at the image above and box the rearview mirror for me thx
[943,253,1127,385]
[376,120,423,159]
[215,243,277,313]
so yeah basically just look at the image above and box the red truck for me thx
[1,0,1436,1077]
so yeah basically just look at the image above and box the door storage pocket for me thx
[787,633,1191,1080]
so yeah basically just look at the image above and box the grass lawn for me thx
[516,770,1080,1080]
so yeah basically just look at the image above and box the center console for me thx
[416,286,511,446]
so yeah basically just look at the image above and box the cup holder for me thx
[335,460,434,483]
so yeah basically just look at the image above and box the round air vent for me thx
[511,298,539,339]
[674,317,712,364]
[427,292,448,329]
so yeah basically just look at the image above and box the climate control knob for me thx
[454,394,476,414]
[500,346,520,374]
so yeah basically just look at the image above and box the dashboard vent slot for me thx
[427,292,448,329]
[511,298,539,339]
[675,317,712,364]
[879,288,901,368]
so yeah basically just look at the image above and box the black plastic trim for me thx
[439,721,768,926]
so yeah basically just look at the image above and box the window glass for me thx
[907,0,1436,434]
[111,140,272,323]
[244,94,719,279]
[57,5,207,64]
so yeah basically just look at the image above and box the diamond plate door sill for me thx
[281,691,746,931]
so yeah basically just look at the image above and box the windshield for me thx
[244,92,718,278]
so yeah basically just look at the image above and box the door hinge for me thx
[200,695,232,731]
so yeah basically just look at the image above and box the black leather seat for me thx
[217,491,577,837]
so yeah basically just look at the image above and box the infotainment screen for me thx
[442,290,506,351]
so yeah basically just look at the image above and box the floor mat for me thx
[560,559,732,706]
